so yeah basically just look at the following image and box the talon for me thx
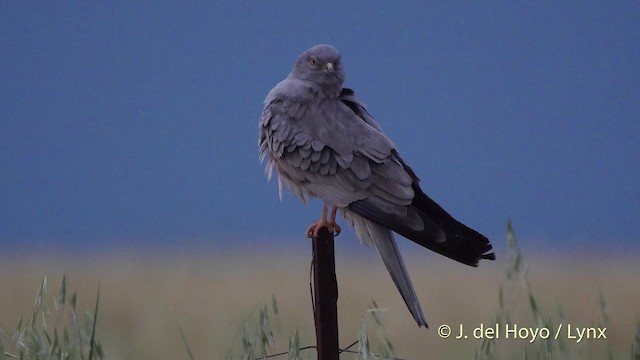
[333,223,341,236]
[306,222,322,238]
[306,205,341,238]
[312,219,328,238]
[306,221,327,238]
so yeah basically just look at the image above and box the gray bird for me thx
[259,44,495,327]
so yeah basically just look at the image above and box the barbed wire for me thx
[253,339,407,360]
[240,240,408,360]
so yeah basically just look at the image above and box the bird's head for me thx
[290,44,345,94]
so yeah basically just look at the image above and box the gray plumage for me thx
[259,44,494,328]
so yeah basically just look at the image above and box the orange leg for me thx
[306,205,342,238]
[328,206,341,236]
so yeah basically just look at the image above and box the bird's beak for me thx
[325,62,334,73]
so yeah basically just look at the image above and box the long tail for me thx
[348,159,495,267]
[409,184,496,265]
[344,211,428,327]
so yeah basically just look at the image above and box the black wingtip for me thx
[408,191,496,267]
[482,252,496,261]
[391,156,496,267]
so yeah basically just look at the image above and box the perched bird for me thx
[259,44,495,327]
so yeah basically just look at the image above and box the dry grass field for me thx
[1,240,639,359]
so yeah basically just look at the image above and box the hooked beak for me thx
[325,62,334,73]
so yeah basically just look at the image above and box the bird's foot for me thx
[306,220,341,238]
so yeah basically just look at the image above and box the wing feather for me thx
[259,81,413,210]
[260,75,494,328]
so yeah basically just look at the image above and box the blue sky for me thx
[1,2,638,254]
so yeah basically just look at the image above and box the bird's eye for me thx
[308,57,318,66]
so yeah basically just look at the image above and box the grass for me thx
[472,221,620,360]
[0,275,103,360]
[222,221,640,359]
[222,297,395,359]
[1,223,639,359]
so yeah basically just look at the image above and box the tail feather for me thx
[409,184,496,265]
[402,157,495,265]
[344,211,428,327]
[348,162,495,267]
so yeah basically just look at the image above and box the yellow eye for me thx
[308,57,318,66]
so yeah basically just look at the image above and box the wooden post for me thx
[312,227,339,360]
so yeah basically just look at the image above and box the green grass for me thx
[221,221,640,359]
[222,297,396,360]
[0,275,103,360]
[1,222,639,359]
[474,220,636,360]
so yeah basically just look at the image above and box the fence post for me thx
[312,227,339,360]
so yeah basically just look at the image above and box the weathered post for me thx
[312,227,339,360]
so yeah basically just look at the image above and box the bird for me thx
[259,44,495,327]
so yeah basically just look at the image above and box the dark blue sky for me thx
[1,2,638,253]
